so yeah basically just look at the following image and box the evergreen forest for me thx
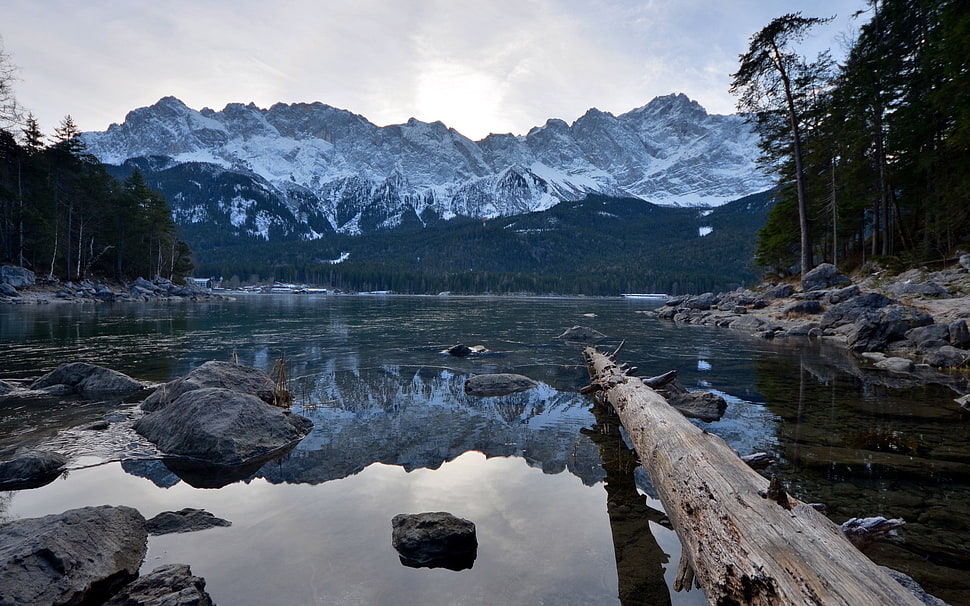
[734,0,969,276]
[0,115,191,283]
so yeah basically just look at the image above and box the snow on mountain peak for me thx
[81,94,772,238]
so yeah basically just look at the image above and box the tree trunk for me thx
[582,347,923,606]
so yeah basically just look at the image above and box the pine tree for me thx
[731,13,834,279]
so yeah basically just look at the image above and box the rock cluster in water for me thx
[655,263,970,371]
[0,505,218,606]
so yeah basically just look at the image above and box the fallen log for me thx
[582,346,924,606]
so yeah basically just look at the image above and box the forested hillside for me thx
[188,191,775,295]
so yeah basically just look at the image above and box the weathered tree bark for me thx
[582,347,924,606]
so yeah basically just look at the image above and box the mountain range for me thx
[82,93,772,240]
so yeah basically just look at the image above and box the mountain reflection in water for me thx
[1,295,968,604]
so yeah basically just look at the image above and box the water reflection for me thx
[584,402,672,605]
[2,296,969,603]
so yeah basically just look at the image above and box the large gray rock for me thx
[784,300,823,315]
[391,512,478,571]
[824,285,860,305]
[0,505,147,606]
[891,281,949,298]
[949,320,970,349]
[923,346,970,369]
[143,361,278,412]
[874,357,916,373]
[31,362,144,397]
[0,265,35,288]
[729,315,766,331]
[0,450,68,490]
[847,305,935,352]
[665,390,727,422]
[135,387,313,466]
[146,508,232,535]
[802,263,852,292]
[763,283,795,299]
[687,292,718,310]
[905,324,950,352]
[103,563,213,606]
[464,373,538,397]
[819,293,895,329]
[0,283,20,298]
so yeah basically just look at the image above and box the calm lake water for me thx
[1,295,969,605]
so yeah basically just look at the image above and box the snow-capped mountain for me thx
[83,93,771,239]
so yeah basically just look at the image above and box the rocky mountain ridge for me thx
[82,94,772,239]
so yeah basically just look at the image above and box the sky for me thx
[2,0,867,141]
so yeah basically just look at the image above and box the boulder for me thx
[391,512,478,571]
[764,283,795,299]
[874,357,916,373]
[133,276,160,293]
[688,292,718,310]
[142,360,277,412]
[923,345,970,369]
[103,563,214,606]
[0,283,20,298]
[891,281,949,298]
[0,379,13,395]
[784,300,823,315]
[146,508,232,535]
[846,305,934,352]
[134,387,313,466]
[0,450,68,490]
[961,253,970,271]
[905,324,950,352]
[445,344,472,357]
[0,265,35,288]
[824,285,860,305]
[0,505,147,606]
[556,325,606,341]
[666,390,728,422]
[819,293,895,329]
[30,362,144,397]
[949,320,970,349]
[464,373,538,397]
[729,315,766,331]
[801,263,852,292]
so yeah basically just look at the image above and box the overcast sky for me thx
[3,0,866,141]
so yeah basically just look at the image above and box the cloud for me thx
[2,0,866,141]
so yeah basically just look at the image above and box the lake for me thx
[1,295,968,605]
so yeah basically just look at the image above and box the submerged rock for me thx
[0,505,147,606]
[0,450,68,490]
[142,360,278,412]
[464,373,538,397]
[146,508,232,535]
[556,325,607,341]
[135,387,313,467]
[103,563,214,606]
[665,390,728,422]
[391,512,478,571]
[30,362,144,398]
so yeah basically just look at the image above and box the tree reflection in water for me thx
[584,401,674,606]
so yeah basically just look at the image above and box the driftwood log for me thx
[582,346,924,606]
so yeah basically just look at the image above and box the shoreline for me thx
[647,263,970,401]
